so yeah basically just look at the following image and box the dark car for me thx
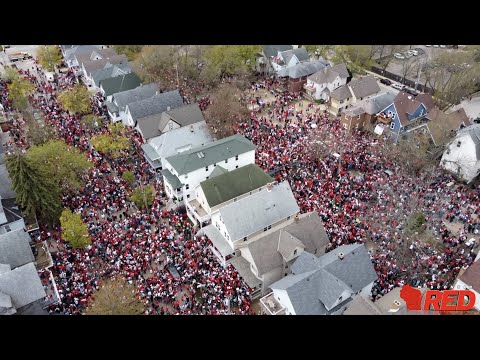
[403,88,418,96]
[474,117,480,124]
[380,78,392,86]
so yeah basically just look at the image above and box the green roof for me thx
[165,134,256,175]
[161,169,182,189]
[209,165,228,178]
[100,73,141,97]
[200,164,273,208]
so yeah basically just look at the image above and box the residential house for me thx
[329,75,381,116]
[201,181,299,270]
[0,196,25,235]
[136,103,204,142]
[440,124,480,184]
[270,48,310,76]
[231,212,330,298]
[304,63,350,101]
[98,73,142,101]
[344,287,412,315]
[63,45,102,69]
[256,45,293,75]
[162,134,256,201]
[186,164,273,227]
[340,92,395,131]
[0,230,46,315]
[279,60,329,93]
[106,83,159,124]
[261,244,377,315]
[375,92,435,142]
[80,54,129,85]
[425,107,471,147]
[125,90,184,129]
[453,257,480,310]
[142,120,213,170]
[90,63,131,91]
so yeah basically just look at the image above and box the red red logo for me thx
[400,285,476,311]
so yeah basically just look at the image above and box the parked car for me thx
[391,83,404,91]
[403,88,418,96]
[3,45,11,49]
[394,53,405,59]
[439,45,446,48]
[408,49,419,56]
[473,117,480,124]
[425,45,431,47]
[404,52,413,59]
[380,78,392,86]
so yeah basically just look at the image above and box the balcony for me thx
[377,112,393,125]
[187,199,210,223]
[260,292,286,315]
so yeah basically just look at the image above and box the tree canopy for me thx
[57,85,92,114]
[5,152,61,223]
[36,45,62,72]
[81,114,101,129]
[60,208,91,249]
[26,140,92,192]
[7,76,35,111]
[129,185,155,210]
[203,83,249,139]
[90,123,130,159]
[85,278,145,315]
[113,45,144,61]
[122,170,135,186]
[1,66,20,82]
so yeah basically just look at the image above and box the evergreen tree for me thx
[5,152,61,223]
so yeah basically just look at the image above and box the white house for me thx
[161,134,256,202]
[261,244,377,315]
[142,120,213,170]
[453,257,480,311]
[200,181,300,271]
[270,48,310,76]
[186,163,273,227]
[441,124,480,184]
[304,63,350,101]
[106,83,159,124]
[256,45,293,75]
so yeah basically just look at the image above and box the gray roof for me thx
[247,212,329,276]
[137,113,163,140]
[99,73,142,97]
[165,134,255,175]
[64,45,99,63]
[229,256,262,289]
[0,262,46,309]
[202,224,234,257]
[0,229,33,269]
[112,83,159,111]
[148,121,213,160]
[165,104,205,127]
[362,92,395,115]
[0,290,12,309]
[106,100,119,113]
[82,55,129,78]
[283,60,328,79]
[0,164,15,199]
[308,63,349,85]
[142,143,161,161]
[91,63,131,87]
[161,169,182,190]
[330,84,353,101]
[263,45,293,59]
[208,165,228,179]
[127,90,184,123]
[219,181,300,241]
[0,264,11,274]
[75,47,118,67]
[456,124,480,160]
[270,244,377,315]
[348,75,381,99]
[280,48,309,64]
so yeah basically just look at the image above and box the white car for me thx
[439,45,446,48]
[394,53,405,59]
[425,45,431,47]
[391,83,404,91]
[408,49,419,56]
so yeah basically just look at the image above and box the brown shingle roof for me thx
[459,260,480,293]
[426,107,470,146]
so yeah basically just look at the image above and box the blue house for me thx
[376,92,434,142]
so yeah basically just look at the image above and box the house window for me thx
[457,141,461,147]
[235,165,239,169]
[224,232,227,238]
[446,149,450,155]
[206,177,209,180]
[287,215,291,220]
[215,222,219,229]
[235,155,239,161]
[187,194,190,199]
[314,249,317,254]
[225,159,228,163]
[205,166,209,171]
[390,122,395,130]
[186,184,189,190]
[185,175,188,179]
[263,227,268,232]
[176,187,181,192]
[234,198,237,202]
[293,249,297,255]
[243,237,247,242]
[214,164,217,167]
[268,225,272,230]
[285,273,288,277]
[4,225,11,232]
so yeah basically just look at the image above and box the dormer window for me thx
[457,141,461,147]
[293,249,297,255]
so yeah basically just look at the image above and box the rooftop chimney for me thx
[155,91,159,95]
[294,213,300,223]
[338,252,345,260]
[167,106,171,111]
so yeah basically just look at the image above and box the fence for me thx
[370,66,434,95]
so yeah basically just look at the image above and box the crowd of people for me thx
[239,77,479,301]
[2,53,480,315]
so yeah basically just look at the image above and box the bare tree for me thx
[203,83,249,139]
[401,57,419,85]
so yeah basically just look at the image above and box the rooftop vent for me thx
[190,125,194,132]
[267,182,274,192]
[197,152,205,158]
[407,96,412,100]
[338,252,345,260]
[294,214,300,222]
[167,106,171,111]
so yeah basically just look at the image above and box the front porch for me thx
[201,224,235,267]
[142,143,162,170]
[260,292,286,315]
[186,198,210,228]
